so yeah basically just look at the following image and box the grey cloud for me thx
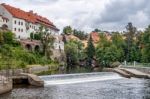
[1,0,150,32]
[92,0,150,31]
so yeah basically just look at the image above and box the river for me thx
[0,72,150,99]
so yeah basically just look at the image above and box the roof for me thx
[90,32,100,43]
[1,3,59,31]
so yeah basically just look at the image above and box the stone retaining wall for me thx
[0,65,59,76]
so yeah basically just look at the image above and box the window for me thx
[18,28,20,32]
[14,28,16,31]
[21,22,23,25]
[18,21,20,25]
[14,20,16,24]
[21,29,23,32]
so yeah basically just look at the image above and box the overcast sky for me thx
[1,0,150,32]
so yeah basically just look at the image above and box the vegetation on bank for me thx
[63,22,150,70]
[0,29,58,70]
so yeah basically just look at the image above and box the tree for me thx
[3,31,14,44]
[73,29,88,40]
[93,28,101,32]
[141,25,150,62]
[111,32,125,61]
[63,26,73,35]
[37,26,55,59]
[125,22,137,62]
[0,31,4,45]
[86,35,95,67]
[65,40,78,71]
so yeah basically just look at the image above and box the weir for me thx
[40,72,123,85]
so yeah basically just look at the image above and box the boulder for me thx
[20,73,44,87]
[110,62,121,68]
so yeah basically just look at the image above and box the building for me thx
[0,14,9,29]
[0,3,65,61]
[0,3,59,39]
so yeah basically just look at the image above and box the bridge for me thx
[19,39,42,52]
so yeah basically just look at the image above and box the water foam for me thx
[41,72,123,85]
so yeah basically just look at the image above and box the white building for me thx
[0,3,64,52]
[0,3,59,38]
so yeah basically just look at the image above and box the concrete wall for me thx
[0,77,12,95]
[121,66,150,74]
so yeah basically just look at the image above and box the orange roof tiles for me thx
[1,3,59,31]
[90,32,100,43]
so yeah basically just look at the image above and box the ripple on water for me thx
[0,73,150,99]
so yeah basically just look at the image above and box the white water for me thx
[41,72,123,86]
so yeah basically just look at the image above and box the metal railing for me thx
[122,61,150,67]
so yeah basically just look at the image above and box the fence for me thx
[122,61,150,67]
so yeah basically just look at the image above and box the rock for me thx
[110,62,121,68]
[0,76,12,95]
[20,73,44,87]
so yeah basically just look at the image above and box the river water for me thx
[0,72,150,99]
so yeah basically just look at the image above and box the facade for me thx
[0,3,59,38]
[0,3,65,60]
[0,14,9,29]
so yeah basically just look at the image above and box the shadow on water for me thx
[36,66,93,76]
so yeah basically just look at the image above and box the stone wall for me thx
[0,77,12,95]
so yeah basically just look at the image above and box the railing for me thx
[122,61,150,67]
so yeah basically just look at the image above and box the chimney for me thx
[1,3,6,5]
[29,10,33,13]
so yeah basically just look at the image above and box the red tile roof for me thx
[90,32,100,43]
[1,3,59,31]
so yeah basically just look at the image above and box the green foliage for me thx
[73,29,88,40]
[3,31,15,44]
[0,30,54,69]
[96,33,124,67]
[65,40,79,66]
[93,28,101,32]
[86,35,95,66]
[125,22,137,62]
[0,32,4,44]
[141,25,150,62]
[63,26,73,35]
[30,32,34,39]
